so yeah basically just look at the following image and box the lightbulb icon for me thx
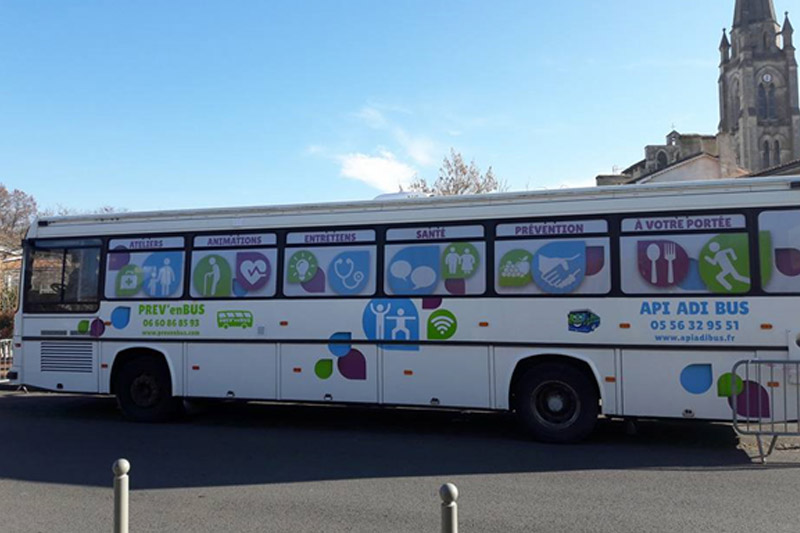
[296,259,309,280]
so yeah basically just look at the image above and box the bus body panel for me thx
[280,343,378,403]
[14,177,800,431]
[187,343,277,400]
[25,339,98,393]
[382,345,491,408]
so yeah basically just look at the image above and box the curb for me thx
[0,380,19,391]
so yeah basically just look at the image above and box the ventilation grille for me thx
[40,342,94,373]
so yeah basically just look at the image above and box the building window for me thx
[758,85,768,118]
[763,141,771,168]
[768,84,777,119]
[729,78,741,128]
[657,151,668,170]
[775,140,781,165]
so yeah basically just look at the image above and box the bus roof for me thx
[29,177,800,239]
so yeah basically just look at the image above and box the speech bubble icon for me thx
[390,260,412,280]
[411,266,437,290]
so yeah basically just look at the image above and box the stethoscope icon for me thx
[333,257,365,290]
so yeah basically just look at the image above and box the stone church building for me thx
[597,0,800,185]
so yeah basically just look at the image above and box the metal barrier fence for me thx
[111,458,461,533]
[731,359,800,463]
[0,339,12,380]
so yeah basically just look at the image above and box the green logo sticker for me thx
[287,250,318,283]
[717,372,744,398]
[116,265,143,297]
[193,255,232,297]
[498,249,533,287]
[441,243,480,280]
[699,234,750,293]
[315,359,333,379]
[427,309,458,340]
[216,310,253,329]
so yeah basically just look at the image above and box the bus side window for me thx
[284,245,377,297]
[384,241,486,296]
[63,248,100,302]
[620,233,750,295]
[759,209,800,293]
[25,240,102,313]
[28,249,65,303]
[494,237,610,296]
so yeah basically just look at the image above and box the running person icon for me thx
[702,240,750,291]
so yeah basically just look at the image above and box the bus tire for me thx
[514,362,598,443]
[115,356,180,422]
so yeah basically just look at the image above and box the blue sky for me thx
[0,1,788,212]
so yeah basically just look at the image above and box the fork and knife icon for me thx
[646,242,677,284]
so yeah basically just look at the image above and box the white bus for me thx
[9,177,800,442]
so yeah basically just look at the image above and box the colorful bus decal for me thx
[217,310,254,329]
[495,238,609,295]
[622,233,751,295]
[191,249,275,298]
[315,332,367,381]
[385,242,485,296]
[679,364,770,418]
[568,310,600,333]
[107,251,184,299]
[285,247,375,297]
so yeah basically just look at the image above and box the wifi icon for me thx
[427,309,458,340]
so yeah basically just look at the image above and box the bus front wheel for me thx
[514,362,598,443]
[116,357,180,422]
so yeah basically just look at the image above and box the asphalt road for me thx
[0,390,799,533]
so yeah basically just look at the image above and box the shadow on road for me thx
[0,391,777,489]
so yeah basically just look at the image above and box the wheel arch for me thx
[109,346,174,396]
[508,352,603,411]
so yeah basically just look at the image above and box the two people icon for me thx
[444,247,476,276]
[146,258,176,297]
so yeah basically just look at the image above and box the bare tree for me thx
[39,204,128,217]
[408,148,506,196]
[0,185,37,249]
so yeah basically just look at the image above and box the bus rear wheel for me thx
[514,362,598,443]
[116,357,180,422]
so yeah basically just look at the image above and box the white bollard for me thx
[113,459,130,533]
[439,483,458,533]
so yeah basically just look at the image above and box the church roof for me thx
[733,0,777,28]
[629,153,718,184]
[748,157,800,176]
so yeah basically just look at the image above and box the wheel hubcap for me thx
[532,381,580,429]
[130,373,160,408]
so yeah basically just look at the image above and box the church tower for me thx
[719,0,800,171]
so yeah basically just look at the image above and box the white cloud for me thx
[338,150,417,192]
[394,129,438,166]
[354,106,388,129]
[305,144,326,155]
